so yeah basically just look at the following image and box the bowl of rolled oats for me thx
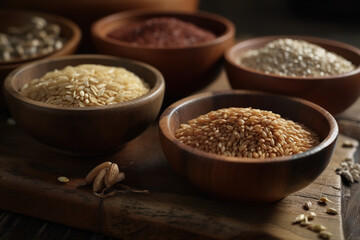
[4,54,165,155]
[225,36,360,115]
[0,10,81,108]
[159,90,338,202]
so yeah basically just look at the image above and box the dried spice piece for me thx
[85,161,148,199]
[93,168,107,193]
[104,163,120,187]
[303,201,312,210]
[57,176,69,183]
[85,161,112,184]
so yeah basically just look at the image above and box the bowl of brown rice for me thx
[225,36,360,115]
[4,54,165,155]
[159,90,338,202]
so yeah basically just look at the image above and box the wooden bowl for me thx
[92,9,235,103]
[0,0,199,52]
[225,36,360,115]
[4,55,165,156]
[159,90,338,202]
[0,10,81,108]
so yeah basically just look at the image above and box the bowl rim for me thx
[159,89,339,164]
[91,8,235,50]
[225,35,360,80]
[0,9,82,69]
[4,54,165,111]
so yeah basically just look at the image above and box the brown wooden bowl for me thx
[4,54,165,156]
[159,90,338,202]
[0,10,81,108]
[0,0,199,52]
[225,36,360,115]
[92,9,235,103]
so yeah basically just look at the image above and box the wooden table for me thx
[0,72,359,240]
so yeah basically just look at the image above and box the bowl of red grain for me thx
[92,9,235,103]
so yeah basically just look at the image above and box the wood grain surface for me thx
[0,104,357,239]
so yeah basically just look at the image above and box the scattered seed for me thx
[85,161,112,185]
[93,168,107,193]
[341,170,354,183]
[57,176,69,183]
[318,197,333,204]
[299,216,309,226]
[308,224,326,232]
[303,201,312,210]
[307,212,317,220]
[6,118,16,126]
[353,173,360,182]
[319,231,333,239]
[326,207,338,215]
[344,157,355,163]
[293,214,306,224]
[342,141,355,148]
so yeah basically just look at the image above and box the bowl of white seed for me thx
[225,36,360,115]
[159,90,338,202]
[0,10,81,108]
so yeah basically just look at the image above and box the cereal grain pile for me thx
[175,107,319,158]
[238,38,355,77]
[20,64,149,107]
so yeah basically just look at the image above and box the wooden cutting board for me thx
[0,113,357,240]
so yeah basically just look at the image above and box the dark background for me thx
[200,0,360,47]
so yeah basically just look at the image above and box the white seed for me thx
[341,170,354,183]
[340,162,349,169]
[353,173,360,182]
[57,176,69,183]
[344,157,355,164]
[307,212,317,220]
[299,216,309,226]
[353,163,360,171]
[293,214,305,224]
[318,197,333,204]
[303,201,312,210]
[319,231,332,239]
[326,207,338,215]
[342,141,355,148]
[308,224,326,232]
[6,118,16,126]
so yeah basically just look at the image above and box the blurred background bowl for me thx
[92,9,235,103]
[4,54,165,156]
[225,36,360,115]
[159,90,338,202]
[0,0,199,52]
[0,10,81,109]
